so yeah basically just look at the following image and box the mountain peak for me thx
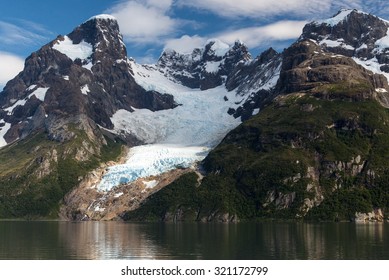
[312,9,363,27]
[62,13,127,63]
[86,14,117,23]
[204,39,230,57]
[300,8,389,58]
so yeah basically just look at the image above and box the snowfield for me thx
[53,35,93,61]
[97,59,243,191]
[52,35,93,70]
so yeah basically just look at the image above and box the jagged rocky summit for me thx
[0,15,177,147]
[1,10,389,222]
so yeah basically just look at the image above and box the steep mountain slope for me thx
[0,15,178,217]
[125,10,389,222]
[0,15,176,147]
[60,40,279,220]
[300,9,389,87]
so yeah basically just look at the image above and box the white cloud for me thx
[216,21,307,49]
[144,0,173,11]
[176,0,331,18]
[0,20,49,46]
[176,0,389,20]
[164,35,207,53]
[107,0,177,44]
[162,21,306,55]
[0,52,24,89]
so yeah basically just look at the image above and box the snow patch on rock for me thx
[319,38,355,50]
[208,39,230,57]
[353,57,389,82]
[81,84,90,95]
[32,87,49,102]
[314,9,354,27]
[205,61,222,73]
[53,35,93,61]
[143,180,158,188]
[3,87,49,114]
[375,31,389,53]
[0,122,11,147]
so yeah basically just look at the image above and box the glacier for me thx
[96,58,243,191]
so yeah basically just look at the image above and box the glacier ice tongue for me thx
[97,61,242,192]
[97,145,207,191]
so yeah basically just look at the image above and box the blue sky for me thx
[1,0,389,88]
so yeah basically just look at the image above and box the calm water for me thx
[0,221,388,260]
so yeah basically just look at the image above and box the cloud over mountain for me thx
[107,0,178,44]
[0,52,24,89]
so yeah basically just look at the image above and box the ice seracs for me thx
[98,145,208,191]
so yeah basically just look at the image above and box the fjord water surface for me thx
[0,221,388,259]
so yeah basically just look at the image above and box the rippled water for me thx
[0,221,388,260]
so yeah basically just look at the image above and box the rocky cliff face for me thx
[157,39,251,90]
[226,48,282,120]
[300,9,389,102]
[0,15,177,147]
[276,40,387,95]
[0,15,179,218]
[301,9,388,60]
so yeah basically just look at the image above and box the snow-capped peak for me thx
[314,9,365,27]
[87,14,117,22]
[301,8,389,84]
[162,38,232,58]
[206,39,230,57]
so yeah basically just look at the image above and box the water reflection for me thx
[0,221,388,259]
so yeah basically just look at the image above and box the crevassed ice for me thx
[98,145,207,191]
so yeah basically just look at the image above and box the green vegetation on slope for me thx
[125,92,389,221]
[0,130,123,219]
